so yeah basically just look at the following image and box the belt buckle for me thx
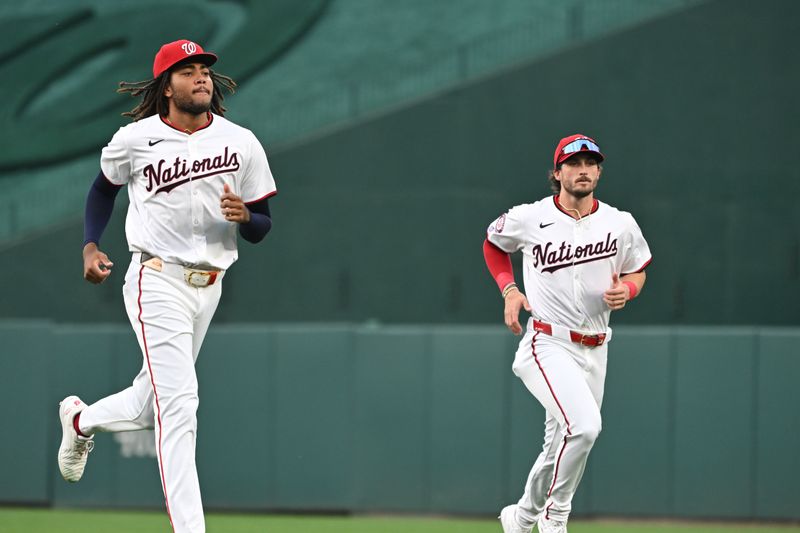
[184,269,214,287]
[582,334,606,347]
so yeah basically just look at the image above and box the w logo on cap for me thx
[181,41,198,55]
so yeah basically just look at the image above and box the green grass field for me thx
[1,508,799,533]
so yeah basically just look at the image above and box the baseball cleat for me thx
[537,515,568,533]
[499,504,532,533]
[58,396,94,482]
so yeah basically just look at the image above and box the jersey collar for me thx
[552,194,599,220]
[160,112,213,134]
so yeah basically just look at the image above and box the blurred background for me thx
[1,0,798,525]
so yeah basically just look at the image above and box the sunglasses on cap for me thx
[561,138,601,156]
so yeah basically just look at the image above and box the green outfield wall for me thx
[2,322,797,520]
[1,0,797,326]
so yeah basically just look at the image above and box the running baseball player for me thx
[57,39,276,533]
[485,134,651,533]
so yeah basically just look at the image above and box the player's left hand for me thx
[603,272,629,311]
[220,183,251,223]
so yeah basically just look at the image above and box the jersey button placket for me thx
[187,137,203,237]
[573,222,582,304]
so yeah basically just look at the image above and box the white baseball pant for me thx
[511,318,608,525]
[78,256,222,533]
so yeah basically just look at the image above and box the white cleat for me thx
[499,504,532,533]
[58,396,94,482]
[537,514,568,533]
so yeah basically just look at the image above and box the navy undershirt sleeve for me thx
[239,197,272,243]
[84,171,123,246]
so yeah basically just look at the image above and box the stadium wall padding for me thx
[2,322,798,519]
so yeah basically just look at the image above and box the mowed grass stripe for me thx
[0,508,798,533]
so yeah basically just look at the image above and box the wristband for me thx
[502,283,518,299]
[622,281,638,299]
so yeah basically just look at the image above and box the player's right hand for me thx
[504,288,531,335]
[83,243,114,284]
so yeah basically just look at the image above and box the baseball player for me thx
[56,39,276,533]
[485,134,651,533]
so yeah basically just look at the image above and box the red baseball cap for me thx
[152,39,218,79]
[553,134,604,169]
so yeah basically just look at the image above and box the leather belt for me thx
[533,319,607,347]
[136,252,222,288]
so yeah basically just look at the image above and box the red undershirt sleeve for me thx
[483,239,515,292]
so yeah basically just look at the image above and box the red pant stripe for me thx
[531,332,572,435]
[138,266,175,532]
[531,331,572,515]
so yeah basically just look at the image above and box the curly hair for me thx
[117,69,237,121]
[547,168,561,193]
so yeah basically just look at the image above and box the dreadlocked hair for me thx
[117,70,237,121]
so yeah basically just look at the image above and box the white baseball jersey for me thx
[101,113,277,270]
[487,195,651,333]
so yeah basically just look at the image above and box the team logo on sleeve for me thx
[489,213,506,234]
